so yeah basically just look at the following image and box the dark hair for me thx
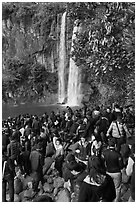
[56,138,62,144]
[88,156,106,183]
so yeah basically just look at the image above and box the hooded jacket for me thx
[78,173,116,202]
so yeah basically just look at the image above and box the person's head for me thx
[106,107,111,113]
[56,138,61,146]
[80,136,86,143]
[41,128,45,133]
[78,119,83,125]
[115,104,120,109]
[66,153,75,163]
[83,118,88,124]
[95,106,100,111]
[88,156,106,183]
[4,128,9,135]
[116,113,123,122]
[108,138,116,148]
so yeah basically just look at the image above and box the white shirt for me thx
[126,156,135,176]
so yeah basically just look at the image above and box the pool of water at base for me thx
[2,103,80,120]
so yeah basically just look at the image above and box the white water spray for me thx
[58,12,66,103]
[67,21,82,106]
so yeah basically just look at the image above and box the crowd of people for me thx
[2,103,135,202]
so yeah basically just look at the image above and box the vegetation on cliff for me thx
[2,2,135,107]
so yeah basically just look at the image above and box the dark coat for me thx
[78,174,116,202]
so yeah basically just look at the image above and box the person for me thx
[75,136,88,162]
[2,148,15,202]
[106,114,131,152]
[53,137,64,177]
[2,128,10,152]
[20,146,31,176]
[32,116,41,136]
[104,107,113,126]
[7,132,20,165]
[63,153,87,192]
[126,144,135,202]
[95,113,109,144]
[78,156,116,202]
[29,142,44,191]
[103,138,124,201]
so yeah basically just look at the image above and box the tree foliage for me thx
[68,2,135,106]
[2,2,135,106]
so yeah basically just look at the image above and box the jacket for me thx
[103,148,123,173]
[107,121,130,138]
[78,174,116,202]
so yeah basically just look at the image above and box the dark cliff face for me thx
[2,4,75,104]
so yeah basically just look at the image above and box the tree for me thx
[68,2,135,106]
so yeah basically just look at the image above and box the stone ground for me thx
[6,182,131,202]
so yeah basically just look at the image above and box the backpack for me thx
[10,140,20,160]
[30,150,42,172]
[45,142,55,157]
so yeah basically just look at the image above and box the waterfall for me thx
[58,12,66,103]
[51,50,54,73]
[67,21,82,106]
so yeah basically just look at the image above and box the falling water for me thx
[67,21,82,106]
[58,12,66,103]
[51,50,54,73]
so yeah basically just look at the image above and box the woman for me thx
[78,156,116,202]
[75,136,88,162]
[53,137,64,177]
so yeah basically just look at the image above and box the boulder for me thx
[30,172,39,183]
[53,177,64,189]
[22,175,33,190]
[47,176,54,184]
[53,187,58,197]
[43,182,54,193]
[14,178,23,194]
[33,195,53,202]
[43,157,53,175]
[43,174,49,182]
[45,142,55,157]
[56,188,71,202]
[14,194,21,202]
[24,189,36,200]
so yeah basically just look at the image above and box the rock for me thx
[53,187,58,197]
[30,172,39,183]
[24,189,36,200]
[14,178,23,194]
[47,176,54,184]
[56,188,71,202]
[45,142,55,157]
[53,177,64,188]
[43,174,48,182]
[22,175,33,190]
[33,195,53,202]
[19,191,25,202]
[71,184,80,202]
[14,194,21,202]
[43,157,53,175]
[43,182,54,193]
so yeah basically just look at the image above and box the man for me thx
[29,142,44,191]
[2,148,15,201]
[103,139,124,202]
[126,144,135,202]
[106,114,131,152]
